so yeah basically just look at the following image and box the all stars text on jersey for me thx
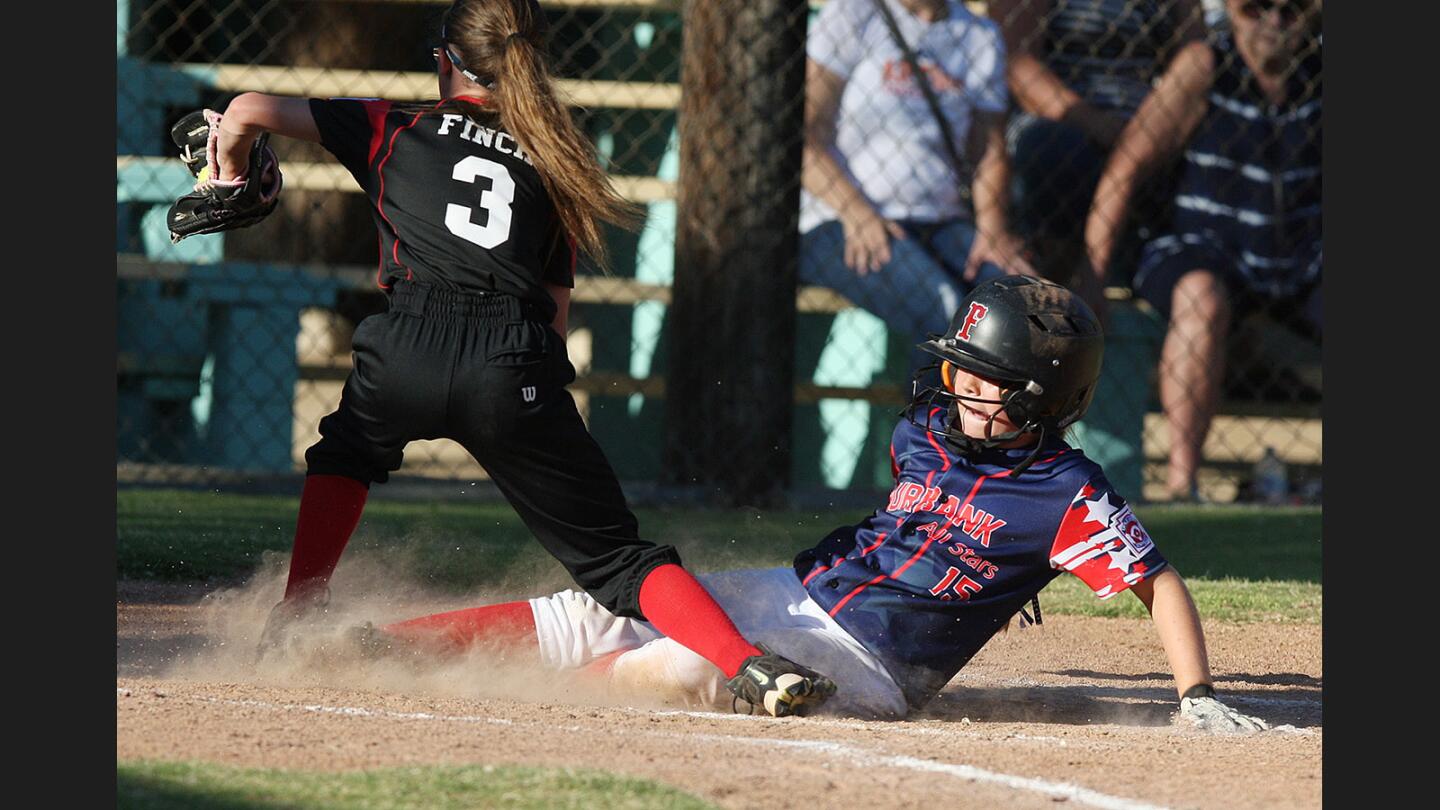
[436,114,535,166]
[915,521,1000,580]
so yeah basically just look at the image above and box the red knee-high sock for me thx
[637,564,760,678]
[283,474,369,600]
[381,601,537,656]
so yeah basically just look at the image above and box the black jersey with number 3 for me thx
[309,96,576,319]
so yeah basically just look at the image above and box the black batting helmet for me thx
[913,277,1104,467]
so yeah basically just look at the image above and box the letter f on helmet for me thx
[955,302,989,342]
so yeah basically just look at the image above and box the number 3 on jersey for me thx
[445,156,514,249]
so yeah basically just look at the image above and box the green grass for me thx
[116,760,716,810]
[1038,576,1320,623]
[117,488,1320,622]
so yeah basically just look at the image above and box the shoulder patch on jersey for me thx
[1112,504,1154,558]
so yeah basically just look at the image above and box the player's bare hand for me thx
[964,228,1037,281]
[1176,695,1269,734]
[841,208,905,275]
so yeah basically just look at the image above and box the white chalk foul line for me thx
[662,733,1166,810]
[642,707,1080,745]
[123,689,1168,810]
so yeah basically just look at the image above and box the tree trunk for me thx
[663,0,808,506]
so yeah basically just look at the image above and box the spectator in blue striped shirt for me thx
[1083,0,1320,501]
[990,0,1209,284]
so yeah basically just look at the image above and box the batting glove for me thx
[1176,685,1269,733]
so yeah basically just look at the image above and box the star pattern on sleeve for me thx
[1106,538,1142,572]
[1083,492,1119,526]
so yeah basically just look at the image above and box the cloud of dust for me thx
[161,542,724,714]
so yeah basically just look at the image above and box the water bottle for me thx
[1253,447,1289,505]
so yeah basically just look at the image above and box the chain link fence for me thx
[117,0,1320,505]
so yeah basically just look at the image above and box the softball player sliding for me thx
[369,278,1269,731]
[199,0,835,716]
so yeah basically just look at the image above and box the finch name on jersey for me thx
[436,114,535,166]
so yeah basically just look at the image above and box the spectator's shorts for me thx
[1133,232,1322,336]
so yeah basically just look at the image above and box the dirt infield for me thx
[117,580,1321,809]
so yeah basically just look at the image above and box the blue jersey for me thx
[795,407,1168,711]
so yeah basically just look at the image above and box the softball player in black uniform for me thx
[204,0,834,716]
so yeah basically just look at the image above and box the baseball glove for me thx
[166,109,283,244]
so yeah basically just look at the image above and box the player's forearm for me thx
[1146,568,1213,698]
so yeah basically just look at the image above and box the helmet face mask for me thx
[935,361,1028,437]
[910,277,1105,472]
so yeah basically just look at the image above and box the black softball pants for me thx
[304,280,680,618]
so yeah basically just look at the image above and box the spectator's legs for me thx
[1159,269,1231,500]
[800,220,966,342]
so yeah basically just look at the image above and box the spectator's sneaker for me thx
[724,644,837,717]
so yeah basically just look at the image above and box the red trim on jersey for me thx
[860,511,906,556]
[828,574,887,618]
[923,424,953,472]
[801,565,831,587]
[364,101,393,166]
[859,532,889,555]
[373,108,429,288]
[1032,450,1070,467]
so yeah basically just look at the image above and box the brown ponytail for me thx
[442,0,642,271]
